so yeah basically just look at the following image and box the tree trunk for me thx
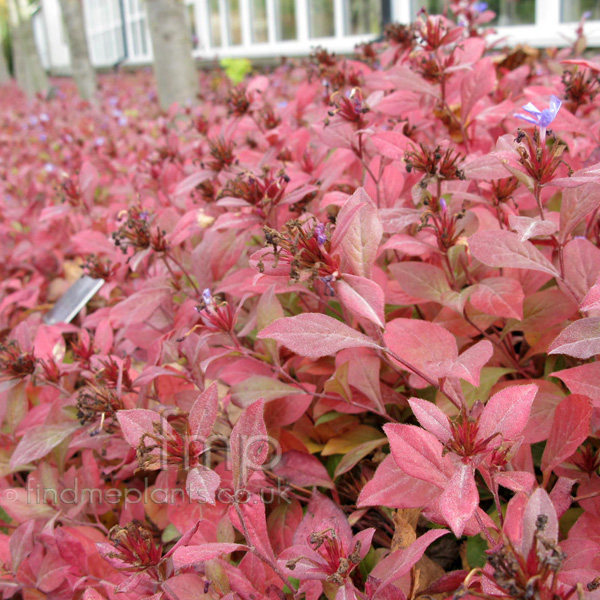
[8,0,49,99]
[145,0,199,110]
[57,0,97,102]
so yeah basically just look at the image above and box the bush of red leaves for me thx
[1,4,600,599]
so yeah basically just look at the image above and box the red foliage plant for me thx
[1,3,600,599]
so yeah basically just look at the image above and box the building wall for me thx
[34,0,600,74]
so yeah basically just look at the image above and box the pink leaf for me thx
[439,463,479,537]
[548,317,600,358]
[330,188,383,278]
[369,529,449,591]
[469,230,559,276]
[508,215,558,242]
[357,455,441,509]
[188,383,219,443]
[551,362,600,402]
[460,57,495,123]
[336,275,385,327]
[258,313,379,359]
[384,424,451,488]
[370,131,411,160]
[581,277,600,311]
[541,395,592,475]
[10,421,80,470]
[559,182,600,243]
[449,340,493,386]
[389,262,451,304]
[234,494,277,563]
[522,489,558,557]
[462,154,508,180]
[271,450,334,489]
[172,543,246,568]
[562,238,600,302]
[408,398,451,443]
[267,498,303,555]
[230,398,268,490]
[478,384,537,442]
[469,277,524,320]
[384,318,457,380]
[186,466,220,504]
[117,409,174,449]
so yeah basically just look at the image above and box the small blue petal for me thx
[515,113,539,125]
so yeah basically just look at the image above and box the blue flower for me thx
[473,2,488,12]
[202,288,213,307]
[314,223,327,245]
[515,95,562,142]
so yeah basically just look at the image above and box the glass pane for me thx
[252,0,268,42]
[562,0,600,22]
[131,20,140,55]
[347,0,380,34]
[309,0,334,37]
[103,31,110,62]
[209,0,222,46]
[276,0,297,40]
[139,18,148,54]
[488,0,535,25]
[410,0,445,18]
[116,27,124,57]
[187,5,199,49]
[411,0,534,24]
[229,0,242,44]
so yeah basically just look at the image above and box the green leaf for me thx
[466,534,488,568]
[220,58,252,84]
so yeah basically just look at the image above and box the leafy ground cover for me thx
[2,4,600,599]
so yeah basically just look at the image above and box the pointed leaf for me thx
[408,398,451,443]
[336,275,385,327]
[370,529,449,591]
[389,262,450,304]
[188,383,219,443]
[548,317,600,358]
[117,409,174,449]
[478,384,537,442]
[559,182,600,243]
[541,395,592,475]
[551,362,600,402]
[172,543,246,568]
[186,466,220,504]
[384,424,450,488]
[230,398,268,490]
[10,422,79,470]
[258,313,379,359]
[439,463,478,537]
[469,277,524,320]
[450,340,493,386]
[508,215,558,242]
[469,230,559,276]
[330,188,382,278]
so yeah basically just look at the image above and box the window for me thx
[209,0,223,46]
[252,0,269,42]
[346,0,381,34]
[276,0,297,40]
[562,0,600,22]
[411,0,535,25]
[309,0,335,37]
[123,0,151,61]
[229,0,243,44]
[83,0,124,66]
